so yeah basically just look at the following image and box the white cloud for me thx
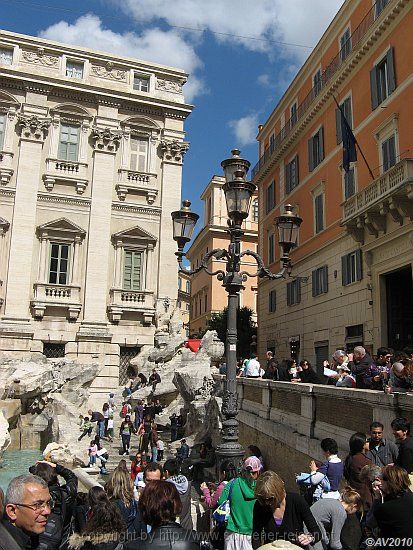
[39,14,204,101]
[228,113,259,147]
[257,74,270,87]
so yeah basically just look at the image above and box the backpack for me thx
[212,479,236,525]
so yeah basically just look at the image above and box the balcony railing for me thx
[341,158,413,242]
[43,158,89,194]
[31,282,82,320]
[108,288,155,323]
[116,169,158,204]
[252,0,394,180]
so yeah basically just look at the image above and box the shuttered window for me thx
[290,103,298,126]
[49,243,70,285]
[58,124,79,161]
[313,69,322,96]
[252,199,259,222]
[123,250,143,291]
[341,249,363,286]
[340,28,351,61]
[269,290,276,313]
[285,155,299,194]
[370,48,396,110]
[344,168,356,200]
[130,137,148,172]
[0,114,5,150]
[375,0,389,17]
[265,181,275,214]
[287,279,301,306]
[312,266,328,297]
[308,127,324,172]
[314,193,324,234]
[268,233,275,264]
[382,135,396,172]
[336,97,352,144]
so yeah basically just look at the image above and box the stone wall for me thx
[214,376,413,491]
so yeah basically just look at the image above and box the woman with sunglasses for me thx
[252,471,321,549]
[299,360,322,384]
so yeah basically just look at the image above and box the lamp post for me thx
[171,149,302,467]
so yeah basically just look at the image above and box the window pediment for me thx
[50,103,93,120]
[121,116,160,131]
[37,218,86,240]
[113,224,157,245]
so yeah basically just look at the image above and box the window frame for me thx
[58,123,80,162]
[308,127,324,172]
[123,249,144,291]
[381,133,397,172]
[48,242,71,285]
[313,68,322,96]
[265,180,276,214]
[370,48,396,109]
[268,289,277,313]
[314,192,325,234]
[336,95,353,145]
[285,155,299,194]
[66,60,84,79]
[339,27,352,61]
[252,198,259,222]
[287,279,301,306]
[343,166,356,200]
[0,47,13,65]
[312,265,329,297]
[342,249,363,286]
[290,102,298,126]
[133,73,150,93]
[129,135,149,172]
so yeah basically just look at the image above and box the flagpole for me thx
[332,95,375,181]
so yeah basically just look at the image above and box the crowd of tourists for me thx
[230,345,413,392]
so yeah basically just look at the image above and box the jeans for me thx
[121,434,131,454]
[78,428,92,441]
[151,447,158,462]
[96,420,105,438]
[89,455,96,466]
[170,427,178,442]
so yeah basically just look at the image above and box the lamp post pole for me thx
[171,150,302,467]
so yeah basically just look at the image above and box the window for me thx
[370,48,396,109]
[285,155,299,193]
[186,280,190,293]
[313,69,322,95]
[186,302,190,311]
[269,134,275,152]
[336,97,352,144]
[312,266,328,296]
[290,102,298,126]
[342,249,363,286]
[344,167,356,199]
[133,74,150,92]
[265,181,275,214]
[58,124,80,161]
[340,28,352,61]
[308,127,324,171]
[43,343,66,358]
[269,290,276,313]
[49,243,70,285]
[382,134,396,172]
[268,233,275,264]
[375,0,389,18]
[252,199,259,222]
[130,137,148,172]
[0,48,13,65]
[287,279,301,306]
[123,250,142,291]
[0,114,5,150]
[314,193,324,233]
[178,277,182,290]
[66,61,84,78]
[204,294,208,313]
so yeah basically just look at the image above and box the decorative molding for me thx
[23,82,52,95]
[0,187,16,198]
[111,202,161,216]
[156,79,183,94]
[21,48,59,68]
[17,114,51,141]
[37,192,91,208]
[90,62,128,82]
[163,110,189,120]
[91,127,122,153]
[159,139,189,164]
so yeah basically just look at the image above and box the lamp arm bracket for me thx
[177,248,227,279]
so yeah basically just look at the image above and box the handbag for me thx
[295,472,331,492]
[212,479,236,525]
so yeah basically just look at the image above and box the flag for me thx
[341,108,357,172]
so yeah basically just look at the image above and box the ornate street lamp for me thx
[171,149,302,468]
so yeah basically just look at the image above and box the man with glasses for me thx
[366,421,398,466]
[0,474,52,549]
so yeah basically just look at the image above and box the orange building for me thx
[177,270,191,337]
[186,175,258,335]
[255,0,413,370]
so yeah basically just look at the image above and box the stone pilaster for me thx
[158,138,189,299]
[3,115,50,323]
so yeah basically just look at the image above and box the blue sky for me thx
[2,0,344,226]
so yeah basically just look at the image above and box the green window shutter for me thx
[356,249,363,281]
[345,98,353,129]
[296,280,301,303]
[0,114,5,150]
[58,125,69,159]
[131,252,142,290]
[388,136,396,168]
[319,126,324,162]
[323,265,329,293]
[285,163,291,194]
[370,67,379,110]
[308,137,314,172]
[287,282,292,306]
[387,47,396,95]
[123,250,133,290]
[295,156,299,187]
[312,269,317,297]
[336,108,342,144]
[342,255,348,286]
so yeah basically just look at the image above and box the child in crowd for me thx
[78,416,93,441]
[157,438,164,461]
[88,439,98,467]
[107,414,114,442]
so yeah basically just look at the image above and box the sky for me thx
[1,0,344,230]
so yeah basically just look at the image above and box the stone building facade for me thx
[0,29,192,398]
[186,175,258,336]
[178,270,191,338]
[254,0,413,371]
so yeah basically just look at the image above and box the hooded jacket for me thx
[166,476,193,531]
[217,477,257,535]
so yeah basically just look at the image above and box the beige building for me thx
[254,0,413,370]
[186,175,258,336]
[178,270,191,338]
[0,29,192,397]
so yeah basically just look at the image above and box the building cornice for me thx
[111,202,161,216]
[37,192,91,208]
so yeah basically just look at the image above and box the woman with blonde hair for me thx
[105,466,146,537]
[310,486,362,549]
[252,471,320,549]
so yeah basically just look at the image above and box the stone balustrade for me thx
[108,288,155,324]
[43,158,89,194]
[115,169,158,204]
[213,375,413,489]
[31,282,82,320]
